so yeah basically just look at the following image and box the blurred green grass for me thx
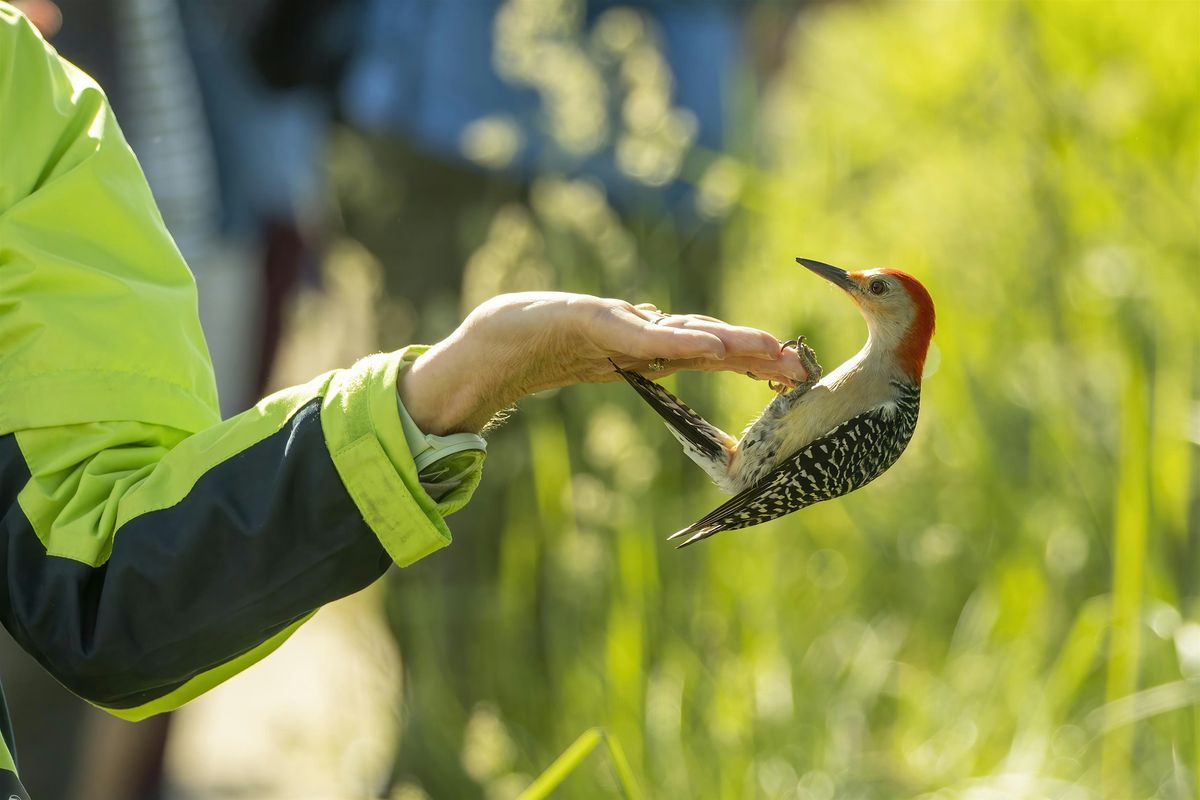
[361,1,1199,797]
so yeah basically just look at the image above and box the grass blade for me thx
[518,728,643,800]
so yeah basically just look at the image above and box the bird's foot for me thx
[770,336,823,396]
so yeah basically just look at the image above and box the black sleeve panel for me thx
[0,399,392,709]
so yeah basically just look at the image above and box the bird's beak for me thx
[796,257,857,292]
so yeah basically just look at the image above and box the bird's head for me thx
[796,257,936,382]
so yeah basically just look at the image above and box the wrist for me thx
[397,334,495,435]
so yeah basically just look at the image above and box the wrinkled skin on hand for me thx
[399,292,810,435]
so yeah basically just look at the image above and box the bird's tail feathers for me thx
[610,361,734,473]
[668,524,722,548]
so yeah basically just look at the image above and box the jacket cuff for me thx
[393,346,487,513]
[319,350,455,567]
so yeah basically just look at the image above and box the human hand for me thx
[397,292,810,434]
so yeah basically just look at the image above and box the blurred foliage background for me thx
[322,0,1200,798]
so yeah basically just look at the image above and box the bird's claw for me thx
[791,336,823,384]
[772,335,823,396]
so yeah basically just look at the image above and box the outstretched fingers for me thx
[604,304,809,383]
[605,304,727,361]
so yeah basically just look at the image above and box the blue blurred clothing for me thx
[341,0,743,211]
[177,0,329,239]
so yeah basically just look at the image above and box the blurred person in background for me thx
[337,0,753,338]
[0,5,807,799]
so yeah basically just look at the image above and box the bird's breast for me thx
[730,371,903,491]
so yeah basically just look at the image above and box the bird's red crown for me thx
[879,269,936,381]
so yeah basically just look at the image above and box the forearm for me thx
[0,352,464,719]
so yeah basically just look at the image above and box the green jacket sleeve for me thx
[0,4,480,722]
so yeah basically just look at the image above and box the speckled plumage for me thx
[667,381,920,546]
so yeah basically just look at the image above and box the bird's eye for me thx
[868,279,888,296]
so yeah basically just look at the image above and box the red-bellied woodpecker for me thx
[614,257,936,547]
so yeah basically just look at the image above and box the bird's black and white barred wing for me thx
[670,387,920,547]
[610,361,735,466]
